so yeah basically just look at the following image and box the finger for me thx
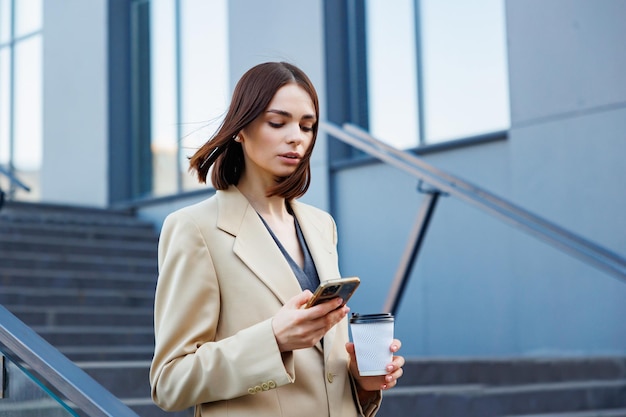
[292,290,313,309]
[392,355,406,368]
[389,338,402,352]
[345,342,357,359]
[308,297,345,317]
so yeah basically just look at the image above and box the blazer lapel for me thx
[216,187,301,305]
[290,201,339,283]
[291,201,342,361]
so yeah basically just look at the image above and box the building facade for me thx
[1,0,625,357]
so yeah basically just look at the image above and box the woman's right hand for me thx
[271,291,349,352]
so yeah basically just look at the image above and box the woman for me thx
[150,62,404,417]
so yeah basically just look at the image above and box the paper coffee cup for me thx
[349,313,394,376]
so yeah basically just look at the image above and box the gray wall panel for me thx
[506,0,626,125]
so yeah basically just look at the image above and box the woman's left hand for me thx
[345,339,405,392]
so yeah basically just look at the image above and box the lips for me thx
[280,152,301,160]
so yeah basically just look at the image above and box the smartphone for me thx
[305,277,360,309]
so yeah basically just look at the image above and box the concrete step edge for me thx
[75,360,151,368]
[0,234,157,251]
[385,379,626,397]
[8,305,153,315]
[0,267,156,282]
[32,325,154,334]
[0,221,158,237]
[58,345,154,354]
[502,409,626,417]
[0,286,155,298]
[1,251,157,266]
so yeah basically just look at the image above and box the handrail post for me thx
[383,187,441,315]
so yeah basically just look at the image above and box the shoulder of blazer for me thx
[163,192,218,225]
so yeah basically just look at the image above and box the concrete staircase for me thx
[3,202,626,417]
[0,202,193,417]
[379,357,626,417]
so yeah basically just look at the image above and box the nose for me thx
[286,123,305,145]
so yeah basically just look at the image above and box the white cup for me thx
[349,313,394,376]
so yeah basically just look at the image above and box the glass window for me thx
[150,0,178,196]
[15,0,42,37]
[365,0,419,149]
[179,0,229,191]
[365,0,510,147]
[148,0,229,197]
[0,0,11,44]
[13,35,42,172]
[421,0,510,142]
[0,0,42,201]
[0,48,10,166]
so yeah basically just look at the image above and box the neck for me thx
[236,179,289,220]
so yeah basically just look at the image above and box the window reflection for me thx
[365,0,419,149]
[148,0,229,197]
[0,0,11,43]
[15,0,42,38]
[0,0,42,201]
[0,48,10,166]
[365,0,510,147]
[421,0,510,142]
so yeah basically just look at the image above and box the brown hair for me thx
[189,62,319,200]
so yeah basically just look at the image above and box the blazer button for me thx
[261,382,269,391]
[327,372,334,383]
[254,385,263,393]
[248,388,256,395]
[268,380,277,389]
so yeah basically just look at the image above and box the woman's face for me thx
[239,83,316,185]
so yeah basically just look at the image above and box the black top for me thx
[258,211,321,293]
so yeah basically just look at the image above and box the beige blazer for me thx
[150,186,380,417]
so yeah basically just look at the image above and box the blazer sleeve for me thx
[149,210,295,411]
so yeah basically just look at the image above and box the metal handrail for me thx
[0,165,31,192]
[0,305,140,417]
[322,121,626,300]
[0,165,31,210]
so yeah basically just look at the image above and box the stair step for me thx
[0,220,158,241]
[0,203,153,227]
[0,268,156,291]
[0,234,157,257]
[503,408,626,417]
[78,360,151,398]
[127,400,193,417]
[401,357,626,386]
[0,286,154,307]
[8,305,153,327]
[0,250,157,274]
[378,379,626,417]
[59,345,155,361]
[33,325,154,347]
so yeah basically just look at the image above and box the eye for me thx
[268,122,284,128]
[300,125,314,133]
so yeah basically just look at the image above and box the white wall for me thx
[42,0,109,207]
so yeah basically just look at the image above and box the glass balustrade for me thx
[0,354,78,417]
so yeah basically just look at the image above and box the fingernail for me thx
[387,365,394,372]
